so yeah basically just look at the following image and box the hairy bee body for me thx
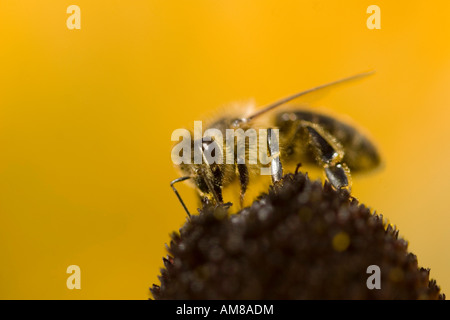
[171,72,381,216]
[177,108,380,209]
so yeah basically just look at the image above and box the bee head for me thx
[177,137,222,196]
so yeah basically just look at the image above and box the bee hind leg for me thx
[301,121,352,192]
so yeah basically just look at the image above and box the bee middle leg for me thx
[267,128,283,183]
[236,128,283,208]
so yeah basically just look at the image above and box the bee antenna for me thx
[170,176,192,217]
[246,70,375,121]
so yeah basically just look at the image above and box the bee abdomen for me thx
[275,110,381,172]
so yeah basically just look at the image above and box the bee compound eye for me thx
[201,138,215,152]
[201,138,223,163]
[193,138,214,152]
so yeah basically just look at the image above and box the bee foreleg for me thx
[237,164,249,208]
[200,166,224,205]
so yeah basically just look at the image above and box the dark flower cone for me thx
[151,172,445,300]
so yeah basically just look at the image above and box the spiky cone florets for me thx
[151,173,444,300]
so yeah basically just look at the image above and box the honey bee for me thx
[171,72,381,217]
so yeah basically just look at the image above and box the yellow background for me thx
[1,1,449,299]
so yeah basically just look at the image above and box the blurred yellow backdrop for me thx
[1,1,450,299]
